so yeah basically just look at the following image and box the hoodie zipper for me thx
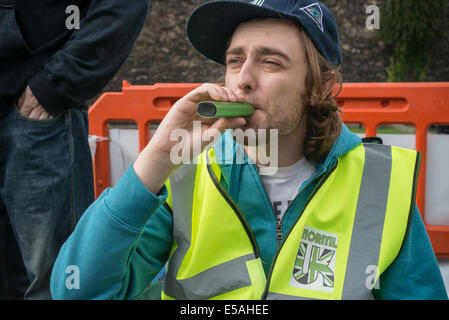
[261,161,338,299]
[206,152,338,299]
[275,218,283,244]
[249,164,286,249]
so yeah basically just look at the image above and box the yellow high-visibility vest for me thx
[161,143,421,300]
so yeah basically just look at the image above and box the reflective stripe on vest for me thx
[162,143,420,300]
[265,144,420,299]
[162,150,266,300]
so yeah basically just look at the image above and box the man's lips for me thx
[244,102,261,110]
[238,99,262,112]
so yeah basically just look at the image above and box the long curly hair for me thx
[299,25,343,163]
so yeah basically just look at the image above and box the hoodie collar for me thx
[316,122,362,174]
[213,123,361,171]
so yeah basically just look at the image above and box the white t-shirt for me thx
[258,157,315,221]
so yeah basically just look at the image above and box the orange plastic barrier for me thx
[89,81,449,257]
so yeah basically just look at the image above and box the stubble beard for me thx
[241,89,306,146]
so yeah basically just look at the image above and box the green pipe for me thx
[197,101,254,118]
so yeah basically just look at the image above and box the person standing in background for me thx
[0,0,150,299]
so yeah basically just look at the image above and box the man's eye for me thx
[264,60,280,66]
[227,58,242,66]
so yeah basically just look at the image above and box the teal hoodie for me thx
[50,124,448,300]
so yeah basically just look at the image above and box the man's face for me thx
[225,18,308,141]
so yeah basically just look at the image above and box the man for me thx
[50,0,447,300]
[0,0,149,299]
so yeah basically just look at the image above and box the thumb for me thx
[202,117,246,147]
[212,117,246,133]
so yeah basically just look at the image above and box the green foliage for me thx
[379,0,446,82]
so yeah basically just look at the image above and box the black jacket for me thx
[0,0,149,116]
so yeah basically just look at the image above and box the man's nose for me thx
[236,60,256,94]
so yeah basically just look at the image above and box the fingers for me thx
[210,85,241,102]
[210,116,246,135]
[201,116,246,148]
[17,85,53,120]
[155,83,247,156]
[29,105,54,120]
[192,84,247,140]
[186,83,244,104]
[200,117,245,148]
[21,103,54,120]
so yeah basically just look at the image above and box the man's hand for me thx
[133,83,247,194]
[17,86,53,120]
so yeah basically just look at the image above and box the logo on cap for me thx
[250,0,265,6]
[300,2,324,33]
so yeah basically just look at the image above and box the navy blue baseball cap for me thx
[187,0,342,68]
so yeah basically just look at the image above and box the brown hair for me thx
[299,25,343,163]
[224,18,342,162]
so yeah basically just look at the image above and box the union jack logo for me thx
[293,242,335,288]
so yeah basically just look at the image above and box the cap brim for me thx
[187,1,289,65]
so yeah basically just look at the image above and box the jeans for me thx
[0,103,94,299]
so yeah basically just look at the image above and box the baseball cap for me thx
[187,0,342,68]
